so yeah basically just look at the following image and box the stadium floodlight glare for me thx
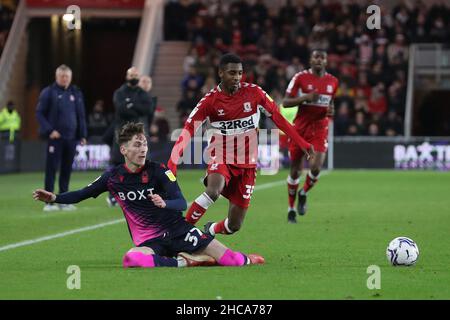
[62,13,75,22]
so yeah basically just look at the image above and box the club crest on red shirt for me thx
[327,85,333,93]
[243,102,252,112]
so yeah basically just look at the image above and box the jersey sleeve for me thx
[155,165,187,211]
[256,87,311,150]
[168,93,212,171]
[55,172,110,204]
[285,73,302,98]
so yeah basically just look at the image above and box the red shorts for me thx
[204,163,256,209]
[289,121,329,161]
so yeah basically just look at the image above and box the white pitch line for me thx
[253,180,285,190]
[0,219,125,252]
[0,177,298,252]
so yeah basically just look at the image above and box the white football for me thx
[386,237,419,266]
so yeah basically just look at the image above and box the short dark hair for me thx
[219,53,242,69]
[117,122,145,145]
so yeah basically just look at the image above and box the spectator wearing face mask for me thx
[111,67,152,158]
[106,67,153,208]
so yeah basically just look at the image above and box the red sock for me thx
[213,218,233,235]
[185,192,214,225]
[302,171,319,194]
[287,176,300,209]
[185,202,206,224]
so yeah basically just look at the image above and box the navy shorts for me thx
[138,220,214,257]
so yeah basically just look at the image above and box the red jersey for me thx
[169,82,311,172]
[286,69,339,124]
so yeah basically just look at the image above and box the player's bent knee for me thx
[123,251,156,268]
[290,170,300,180]
[123,247,156,268]
[290,165,301,179]
[227,221,242,233]
[310,168,321,176]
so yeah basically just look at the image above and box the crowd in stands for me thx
[0,0,17,57]
[165,0,450,136]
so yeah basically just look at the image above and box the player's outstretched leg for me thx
[177,252,217,267]
[185,192,215,224]
[298,171,319,215]
[122,247,180,268]
[123,250,216,268]
[287,156,302,223]
[204,203,246,236]
[124,237,265,269]
[287,175,299,223]
[217,249,264,266]
[204,218,234,236]
[123,248,216,268]
[297,191,307,216]
[199,239,264,266]
[298,152,326,215]
[185,173,225,225]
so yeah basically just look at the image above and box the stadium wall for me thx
[1,137,450,174]
[334,137,450,170]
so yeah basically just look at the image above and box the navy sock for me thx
[152,255,178,267]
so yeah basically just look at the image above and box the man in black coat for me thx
[107,67,153,207]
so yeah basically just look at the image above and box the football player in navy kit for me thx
[33,122,264,268]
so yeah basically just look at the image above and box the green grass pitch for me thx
[0,169,449,299]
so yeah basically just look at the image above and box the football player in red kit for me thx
[168,53,314,236]
[283,49,339,223]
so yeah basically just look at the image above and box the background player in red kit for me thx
[283,49,339,223]
[168,53,314,236]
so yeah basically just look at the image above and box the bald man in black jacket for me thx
[111,67,153,165]
[106,67,153,207]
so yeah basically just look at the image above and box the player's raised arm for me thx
[168,96,211,175]
[33,173,109,205]
[257,88,315,159]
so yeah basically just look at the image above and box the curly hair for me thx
[117,122,145,145]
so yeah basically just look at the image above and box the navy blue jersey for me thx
[36,83,87,140]
[55,161,187,246]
